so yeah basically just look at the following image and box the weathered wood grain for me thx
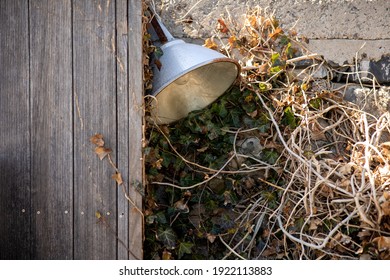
[128,0,144,260]
[72,0,118,259]
[29,0,73,259]
[116,0,130,260]
[0,0,143,259]
[0,0,31,260]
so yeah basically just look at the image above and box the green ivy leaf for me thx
[280,35,290,46]
[180,173,201,187]
[259,82,269,92]
[262,149,279,165]
[282,106,298,128]
[154,47,164,59]
[157,227,177,249]
[284,42,294,58]
[148,168,159,176]
[271,52,280,64]
[211,100,228,118]
[173,158,185,171]
[146,215,156,225]
[309,98,321,110]
[161,151,172,168]
[270,66,282,75]
[178,242,194,259]
[270,52,286,70]
[230,109,242,127]
[155,211,168,224]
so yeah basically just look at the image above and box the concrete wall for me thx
[152,0,390,65]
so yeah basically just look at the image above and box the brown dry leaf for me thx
[95,211,102,220]
[182,16,194,24]
[289,29,298,37]
[336,232,352,245]
[112,172,123,185]
[357,229,372,240]
[378,165,390,178]
[262,247,276,257]
[329,232,352,253]
[263,141,283,150]
[144,209,153,216]
[359,253,372,260]
[228,35,237,48]
[300,35,309,44]
[381,201,390,216]
[207,233,216,243]
[247,109,258,118]
[90,133,105,147]
[319,184,334,198]
[381,148,390,159]
[338,178,351,188]
[188,204,205,228]
[160,125,170,136]
[272,99,285,108]
[338,163,353,175]
[174,198,189,213]
[381,145,390,158]
[268,27,283,39]
[197,146,209,153]
[228,35,237,47]
[244,176,256,189]
[183,190,192,199]
[276,252,286,259]
[229,155,245,169]
[263,17,275,29]
[217,18,229,33]
[154,59,162,71]
[373,236,390,251]
[312,132,326,142]
[258,63,269,74]
[162,249,172,260]
[248,15,258,28]
[94,146,112,160]
[309,218,322,231]
[261,228,271,239]
[223,191,233,206]
[203,38,218,50]
[373,155,385,164]
[311,124,327,141]
[152,158,163,170]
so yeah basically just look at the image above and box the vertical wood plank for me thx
[128,0,144,260]
[29,0,73,259]
[116,0,130,260]
[73,0,117,259]
[0,0,31,260]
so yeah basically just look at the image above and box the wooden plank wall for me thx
[0,0,31,260]
[0,0,143,260]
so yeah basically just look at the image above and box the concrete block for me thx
[334,83,390,116]
[358,56,390,84]
[156,0,390,40]
[154,0,390,66]
[307,39,390,65]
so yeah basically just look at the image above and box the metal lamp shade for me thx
[150,39,240,124]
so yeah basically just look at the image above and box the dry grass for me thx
[213,7,390,259]
[144,4,390,259]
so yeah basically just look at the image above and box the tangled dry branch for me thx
[144,5,390,259]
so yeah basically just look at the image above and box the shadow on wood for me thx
[0,0,143,260]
